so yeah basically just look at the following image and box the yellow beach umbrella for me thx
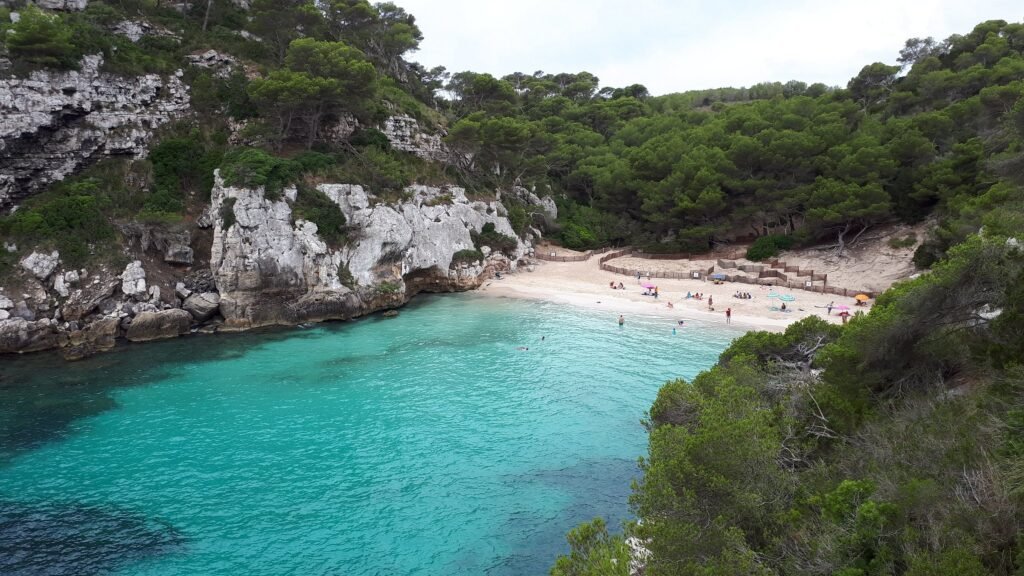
[854,294,870,302]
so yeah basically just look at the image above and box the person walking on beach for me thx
[725,307,731,324]
[708,295,713,309]
[636,271,641,284]
[826,301,834,315]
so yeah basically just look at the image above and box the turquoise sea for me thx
[0,293,737,575]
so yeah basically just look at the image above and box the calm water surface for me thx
[0,294,737,575]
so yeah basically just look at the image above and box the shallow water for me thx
[0,294,737,575]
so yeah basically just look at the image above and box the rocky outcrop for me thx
[61,316,119,360]
[0,54,190,208]
[62,276,119,322]
[19,250,60,280]
[112,20,179,43]
[0,318,62,353]
[182,292,220,322]
[19,0,89,10]
[207,173,529,329]
[120,261,148,300]
[186,50,240,79]
[125,309,191,342]
[118,222,194,265]
[381,115,454,164]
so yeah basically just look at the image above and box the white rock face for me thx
[207,172,528,328]
[63,270,80,285]
[120,261,148,300]
[53,274,69,298]
[0,296,13,310]
[185,50,240,79]
[112,19,179,43]
[32,0,88,10]
[381,116,454,164]
[20,250,60,280]
[0,54,190,207]
[320,183,527,286]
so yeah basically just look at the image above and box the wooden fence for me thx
[533,246,613,262]
[532,245,877,298]
[593,249,874,298]
[768,259,828,282]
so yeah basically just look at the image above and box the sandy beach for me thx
[480,253,878,332]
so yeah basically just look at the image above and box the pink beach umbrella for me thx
[833,304,850,311]
[642,283,656,289]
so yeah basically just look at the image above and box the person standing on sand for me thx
[726,307,731,324]
[636,271,641,284]
[826,301,834,315]
[708,295,713,309]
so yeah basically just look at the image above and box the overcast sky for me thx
[395,0,1022,95]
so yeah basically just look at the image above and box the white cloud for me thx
[396,0,1022,94]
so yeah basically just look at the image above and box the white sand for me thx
[481,254,874,333]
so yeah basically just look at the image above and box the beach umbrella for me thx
[779,294,796,302]
[710,273,727,280]
[833,304,850,311]
[642,283,656,289]
[767,292,781,299]
[855,294,870,302]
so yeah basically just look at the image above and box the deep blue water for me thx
[0,294,736,575]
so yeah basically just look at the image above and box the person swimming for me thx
[516,346,529,351]
[618,315,625,326]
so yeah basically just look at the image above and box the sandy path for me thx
[480,254,870,333]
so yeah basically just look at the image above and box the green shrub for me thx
[451,248,484,265]
[348,128,391,150]
[338,262,355,289]
[557,204,631,250]
[560,221,599,251]
[142,130,223,213]
[912,240,943,269]
[472,222,518,256]
[888,234,918,249]
[220,197,237,229]
[0,180,114,268]
[745,234,795,261]
[292,185,348,246]
[550,518,631,576]
[293,151,336,173]
[220,148,302,201]
[4,5,80,71]
[502,198,531,236]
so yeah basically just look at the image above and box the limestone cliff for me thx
[206,173,529,329]
[0,55,190,208]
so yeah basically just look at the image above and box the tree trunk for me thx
[835,222,853,258]
[202,0,213,32]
